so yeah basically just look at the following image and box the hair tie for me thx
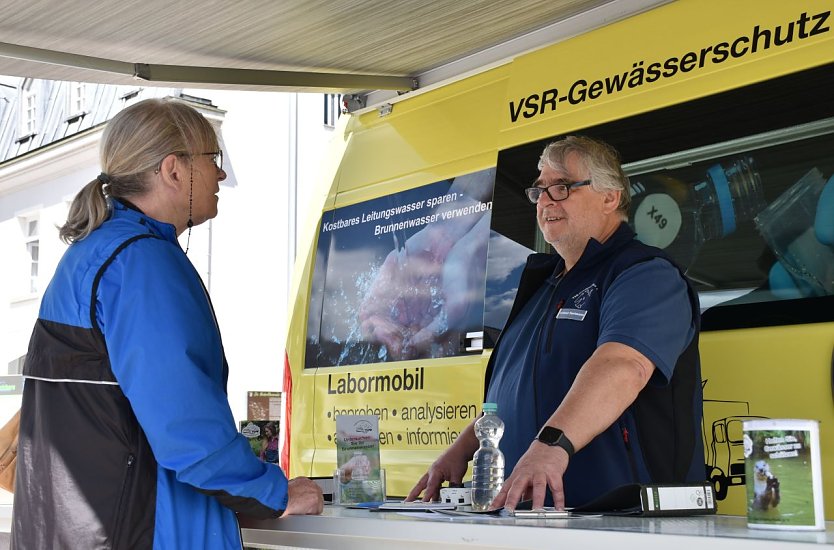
[97,173,111,185]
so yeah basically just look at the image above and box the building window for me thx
[120,88,141,105]
[324,93,342,127]
[23,217,39,294]
[67,81,87,118]
[19,85,37,137]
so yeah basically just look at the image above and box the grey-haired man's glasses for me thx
[524,179,591,204]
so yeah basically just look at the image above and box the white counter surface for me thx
[240,505,834,549]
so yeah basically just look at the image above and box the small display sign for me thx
[335,415,384,504]
[247,391,281,421]
[744,419,824,530]
[239,420,280,464]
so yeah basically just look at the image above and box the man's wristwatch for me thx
[535,426,575,458]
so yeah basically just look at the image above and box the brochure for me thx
[239,420,280,464]
[743,419,825,530]
[335,415,384,504]
[247,391,281,421]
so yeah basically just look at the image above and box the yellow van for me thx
[282,0,834,517]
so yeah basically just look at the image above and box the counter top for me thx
[240,505,834,549]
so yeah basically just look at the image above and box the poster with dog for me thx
[743,419,824,530]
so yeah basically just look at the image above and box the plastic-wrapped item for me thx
[755,168,834,297]
[630,157,765,268]
[815,174,834,246]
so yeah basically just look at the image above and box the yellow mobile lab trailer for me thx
[283,0,834,516]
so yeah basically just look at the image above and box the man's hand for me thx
[490,442,570,511]
[280,477,324,517]
[405,448,470,503]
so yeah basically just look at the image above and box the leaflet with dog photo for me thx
[743,419,824,530]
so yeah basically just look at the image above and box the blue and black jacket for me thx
[12,200,288,549]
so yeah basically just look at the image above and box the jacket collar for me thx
[525,222,636,278]
[573,222,636,272]
[110,198,179,244]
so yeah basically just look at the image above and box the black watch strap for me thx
[535,426,575,458]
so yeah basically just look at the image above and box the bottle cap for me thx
[482,402,498,413]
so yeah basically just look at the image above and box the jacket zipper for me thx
[620,423,640,481]
[109,453,135,549]
[544,269,566,354]
[545,298,565,354]
[532,272,565,423]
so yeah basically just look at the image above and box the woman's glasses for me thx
[195,150,223,172]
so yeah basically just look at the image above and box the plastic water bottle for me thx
[471,403,505,511]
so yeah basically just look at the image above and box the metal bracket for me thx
[378,103,393,117]
[342,94,366,113]
[465,331,484,352]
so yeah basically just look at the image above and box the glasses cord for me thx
[184,164,194,254]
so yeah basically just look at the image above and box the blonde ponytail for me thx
[58,176,109,244]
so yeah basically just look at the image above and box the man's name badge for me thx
[556,308,587,321]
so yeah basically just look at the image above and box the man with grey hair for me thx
[408,136,704,511]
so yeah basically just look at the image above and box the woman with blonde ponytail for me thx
[13,98,322,550]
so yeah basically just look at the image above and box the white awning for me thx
[0,0,669,94]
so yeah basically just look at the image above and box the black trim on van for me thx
[700,295,834,331]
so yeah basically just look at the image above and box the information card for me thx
[335,415,384,504]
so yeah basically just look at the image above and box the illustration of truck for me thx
[702,392,767,500]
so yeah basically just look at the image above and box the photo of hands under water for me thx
[306,168,496,368]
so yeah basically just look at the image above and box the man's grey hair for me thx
[538,135,631,218]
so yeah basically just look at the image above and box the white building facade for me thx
[0,77,340,428]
